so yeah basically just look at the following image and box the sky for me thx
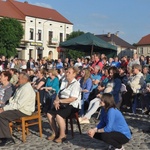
[18,0,150,44]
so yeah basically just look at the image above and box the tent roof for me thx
[60,32,117,52]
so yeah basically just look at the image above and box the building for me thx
[136,34,150,56]
[0,0,73,60]
[96,33,136,58]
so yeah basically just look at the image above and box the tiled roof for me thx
[96,34,136,49]
[0,0,25,20]
[137,34,150,45]
[0,0,72,24]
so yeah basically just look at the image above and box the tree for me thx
[0,17,24,58]
[65,30,85,60]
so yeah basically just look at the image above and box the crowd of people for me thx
[0,53,149,149]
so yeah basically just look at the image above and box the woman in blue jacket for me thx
[79,68,92,116]
[88,93,131,150]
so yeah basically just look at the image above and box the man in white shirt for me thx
[0,72,35,146]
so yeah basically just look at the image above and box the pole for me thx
[91,45,93,58]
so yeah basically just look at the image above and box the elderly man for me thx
[0,72,35,146]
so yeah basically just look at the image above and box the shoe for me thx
[46,134,56,141]
[54,136,66,143]
[80,119,90,124]
[115,146,125,150]
[0,138,15,146]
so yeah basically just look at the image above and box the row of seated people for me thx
[79,64,150,124]
[0,63,149,120]
[0,67,132,149]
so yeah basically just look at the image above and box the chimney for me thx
[24,1,28,4]
[107,32,111,38]
[116,31,119,36]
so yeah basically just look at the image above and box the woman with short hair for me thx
[0,71,14,107]
[46,67,81,143]
[88,93,131,150]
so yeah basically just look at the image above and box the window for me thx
[60,33,63,42]
[30,28,34,40]
[139,47,143,54]
[48,31,53,44]
[66,34,69,40]
[38,30,42,41]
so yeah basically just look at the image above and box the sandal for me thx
[46,134,56,141]
[54,136,66,143]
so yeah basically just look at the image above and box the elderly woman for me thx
[88,93,131,150]
[0,71,14,107]
[47,67,81,143]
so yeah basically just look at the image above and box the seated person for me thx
[0,71,14,107]
[142,65,150,83]
[79,68,92,117]
[46,67,81,143]
[122,64,145,113]
[88,93,131,150]
[0,72,35,146]
[41,69,60,112]
[91,65,102,91]
[79,67,110,124]
[9,69,18,86]
[32,69,46,90]
[140,83,150,114]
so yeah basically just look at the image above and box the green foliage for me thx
[0,17,24,58]
[65,30,85,59]
[66,30,84,40]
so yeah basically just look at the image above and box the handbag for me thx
[47,89,56,97]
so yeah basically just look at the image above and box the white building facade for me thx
[19,16,73,60]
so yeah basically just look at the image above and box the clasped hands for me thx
[53,99,60,110]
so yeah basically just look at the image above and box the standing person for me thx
[88,93,131,150]
[46,67,81,143]
[0,72,35,146]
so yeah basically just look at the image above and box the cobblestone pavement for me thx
[0,112,150,150]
